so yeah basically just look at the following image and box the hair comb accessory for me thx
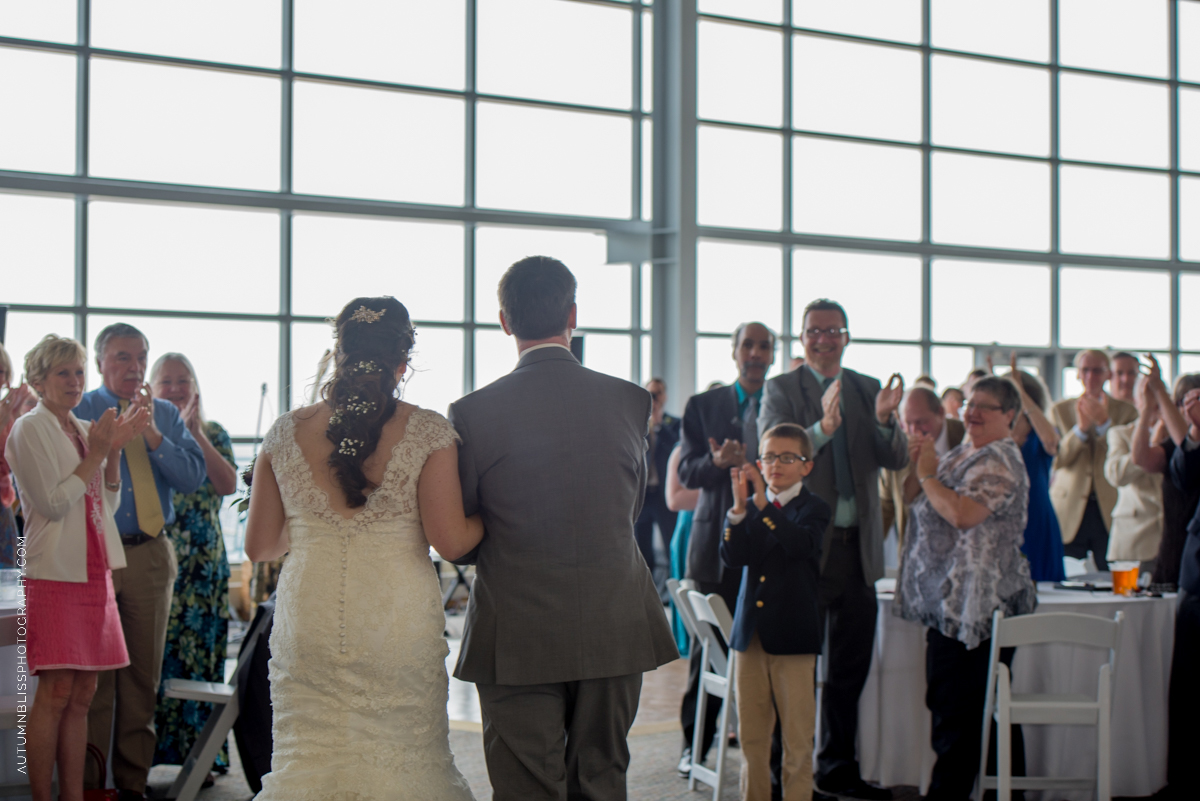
[351,360,380,374]
[338,438,365,456]
[350,306,386,324]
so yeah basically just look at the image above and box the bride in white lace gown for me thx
[245,297,482,801]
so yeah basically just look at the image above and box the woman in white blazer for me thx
[5,334,148,801]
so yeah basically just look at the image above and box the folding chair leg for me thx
[711,678,732,801]
[166,697,240,801]
[1098,668,1112,801]
[690,648,710,793]
[997,699,1011,801]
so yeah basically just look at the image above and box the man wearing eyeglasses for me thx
[1049,349,1138,572]
[759,299,907,801]
[676,321,776,777]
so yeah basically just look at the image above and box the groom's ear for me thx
[499,310,513,337]
[566,303,577,333]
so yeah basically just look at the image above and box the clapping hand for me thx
[1077,394,1109,432]
[730,465,749,515]
[1135,369,1159,424]
[87,408,119,454]
[182,394,203,435]
[709,437,747,469]
[112,402,151,451]
[0,383,32,429]
[132,383,163,446]
[820,379,842,436]
[914,434,938,480]
[875,373,904,425]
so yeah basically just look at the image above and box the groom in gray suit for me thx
[449,256,679,801]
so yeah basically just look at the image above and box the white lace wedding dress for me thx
[256,408,475,801]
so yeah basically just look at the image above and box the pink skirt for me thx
[26,569,129,674]
[26,479,129,674]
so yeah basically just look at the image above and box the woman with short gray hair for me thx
[148,352,238,774]
[895,375,1036,799]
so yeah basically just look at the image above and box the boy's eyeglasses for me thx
[760,453,808,465]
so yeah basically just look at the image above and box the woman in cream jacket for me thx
[5,335,147,801]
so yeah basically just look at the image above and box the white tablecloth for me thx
[857,583,1176,799]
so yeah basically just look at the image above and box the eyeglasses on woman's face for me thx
[760,452,808,465]
[964,401,1004,413]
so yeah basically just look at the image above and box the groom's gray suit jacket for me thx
[448,345,679,686]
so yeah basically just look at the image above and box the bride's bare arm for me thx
[245,453,290,562]
[418,444,484,561]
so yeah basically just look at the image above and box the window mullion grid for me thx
[74,0,91,345]
[463,0,479,393]
[1170,0,1181,378]
[1048,0,1062,390]
[920,0,932,374]
[781,3,794,359]
[279,0,294,415]
[632,4,643,223]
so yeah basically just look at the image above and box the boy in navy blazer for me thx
[721,423,831,801]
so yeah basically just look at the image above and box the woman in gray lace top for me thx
[895,375,1037,800]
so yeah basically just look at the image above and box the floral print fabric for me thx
[895,437,1037,650]
[153,420,234,768]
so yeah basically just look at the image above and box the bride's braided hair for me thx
[322,296,415,507]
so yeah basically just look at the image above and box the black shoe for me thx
[812,792,838,801]
[116,791,147,801]
[677,747,692,778]
[817,779,892,801]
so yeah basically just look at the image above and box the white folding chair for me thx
[160,604,273,801]
[668,578,701,651]
[975,609,1123,801]
[686,590,735,801]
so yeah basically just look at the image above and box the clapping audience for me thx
[895,376,1036,800]
[149,353,238,776]
[6,291,1200,801]
[1005,357,1066,582]
[6,335,149,801]
[1049,350,1138,571]
[75,324,207,800]
[0,341,34,567]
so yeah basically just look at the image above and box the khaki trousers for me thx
[86,535,176,792]
[735,633,816,801]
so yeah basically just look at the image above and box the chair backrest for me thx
[667,579,700,641]
[687,591,732,676]
[0,614,17,648]
[688,591,734,643]
[993,610,1122,652]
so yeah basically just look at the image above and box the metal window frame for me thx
[0,0,655,434]
[687,0,1198,403]
[3,0,1200,429]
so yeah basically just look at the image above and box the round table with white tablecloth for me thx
[855,581,1176,799]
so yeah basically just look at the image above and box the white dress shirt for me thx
[726,480,805,525]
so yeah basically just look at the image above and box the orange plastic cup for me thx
[1111,561,1140,596]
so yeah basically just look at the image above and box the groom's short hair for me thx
[498,256,577,340]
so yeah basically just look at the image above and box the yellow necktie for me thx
[119,400,165,537]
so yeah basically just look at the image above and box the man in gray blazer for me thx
[759,299,906,801]
[449,256,678,801]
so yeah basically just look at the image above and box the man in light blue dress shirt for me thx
[75,323,205,801]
